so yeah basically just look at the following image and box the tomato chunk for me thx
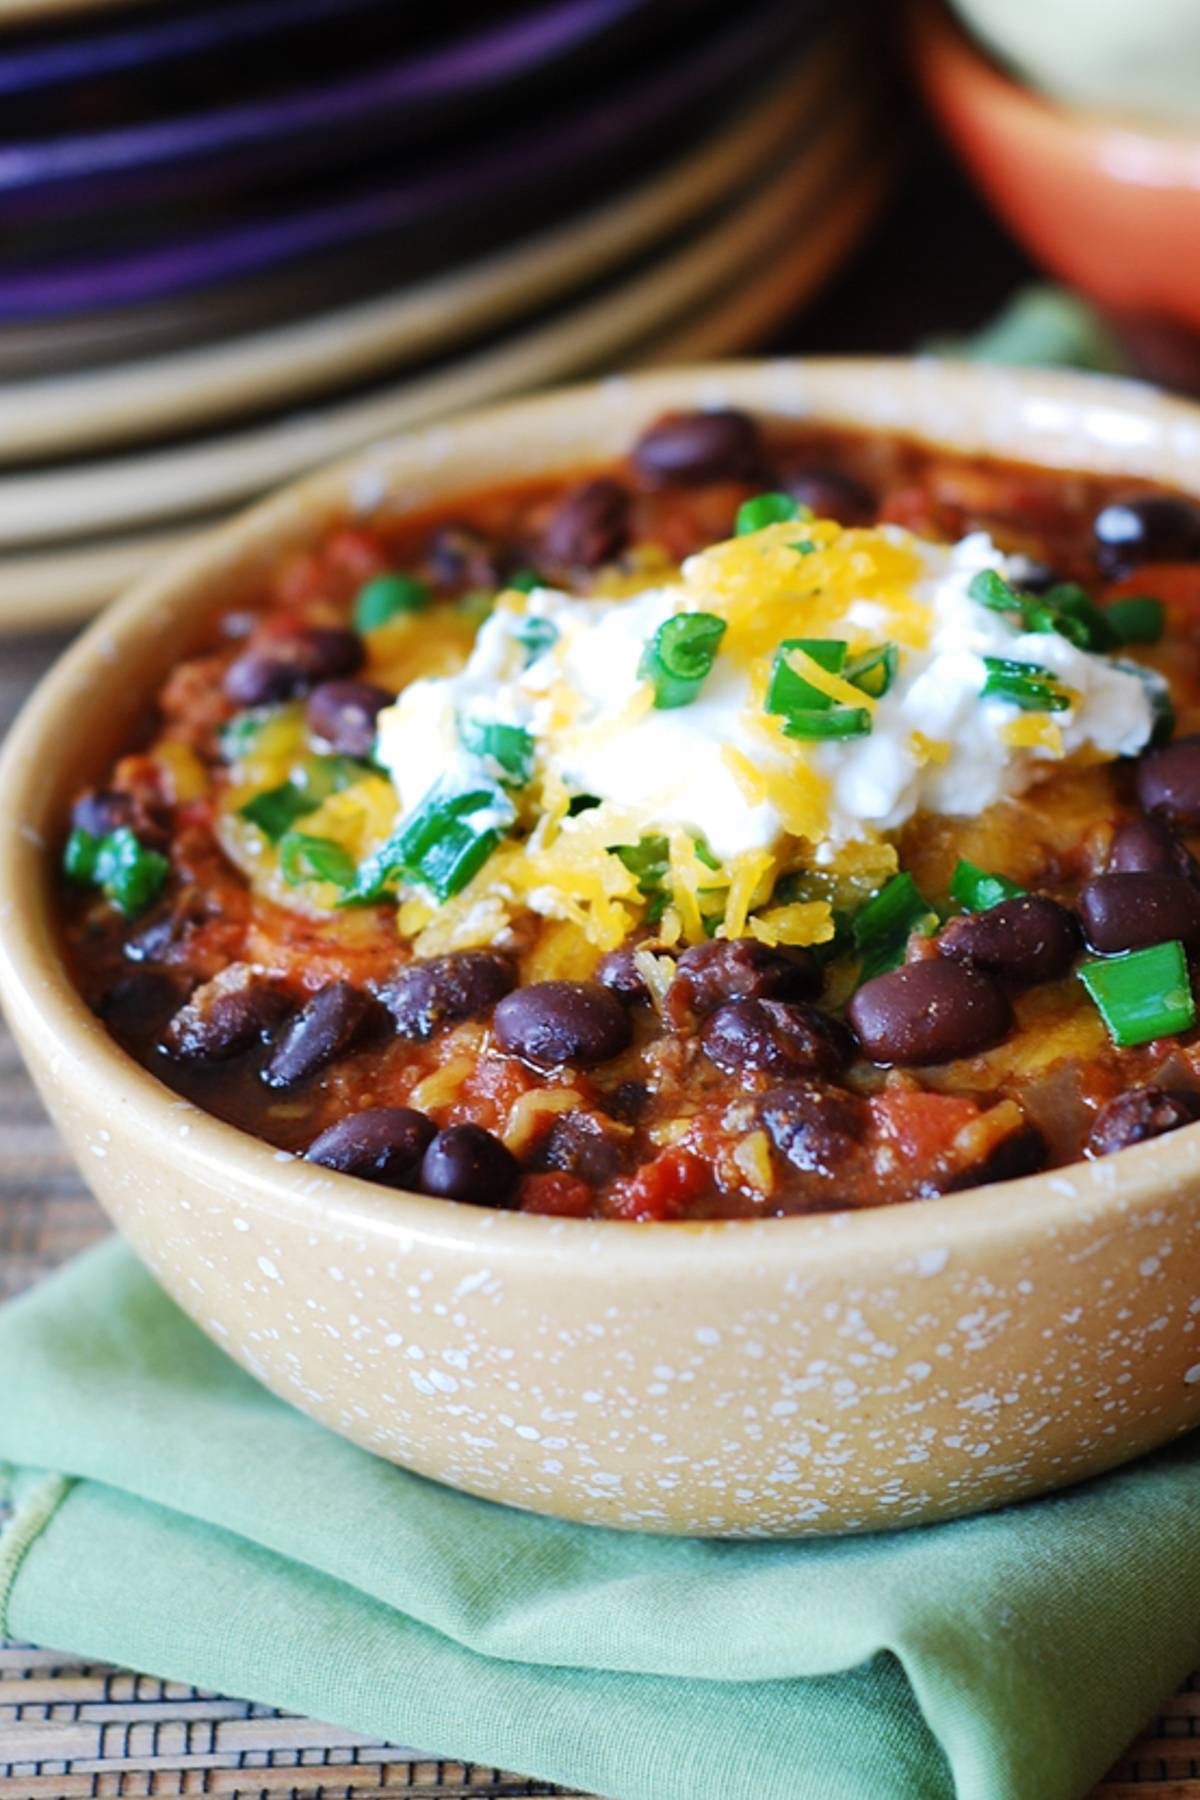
[520,1172,594,1217]
[871,1090,981,1164]
[605,1147,709,1221]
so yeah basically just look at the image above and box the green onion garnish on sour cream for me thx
[980,657,1072,712]
[639,612,727,710]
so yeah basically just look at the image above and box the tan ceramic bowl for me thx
[6,361,1200,1538]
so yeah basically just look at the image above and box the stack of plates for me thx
[0,0,893,629]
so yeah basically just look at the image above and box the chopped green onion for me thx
[766,638,846,715]
[1038,583,1117,651]
[1079,940,1195,1047]
[239,781,316,840]
[781,706,872,741]
[971,569,1097,644]
[845,642,898,699]
[238,756,365,841]
[969,568,1137,655]
[692,835,721,871]
[508,568,542,594]
[950,859,1026,912]
[1105,594,1165,645]
[613,834,670,900]
[279,833,357,890]
[63,825,169,918]
[567,793,601,815]
[343,778,513,905]
[970,569,1023,616]
[218,708,275,763]
[95,828,170,917]
[640,612,726,709]
[353,572,430,632]
[980,656,1071,712]
[63,826,100,885]
[513,616,559,667]
[458,715,535,786]
[764,638,875,740]
[735,492,801,536]
[853,872,940,982]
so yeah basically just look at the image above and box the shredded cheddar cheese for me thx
[219,508,1158,966]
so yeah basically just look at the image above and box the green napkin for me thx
[2,1243,1200,1800]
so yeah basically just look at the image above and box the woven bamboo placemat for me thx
[0,639,1197,1800]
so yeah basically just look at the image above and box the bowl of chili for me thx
[4,359,1200,1536]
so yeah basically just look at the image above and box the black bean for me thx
[223,654,300,707]
[596,944,668,1007]
[124,911,185,964]
[532,1110,627,1186]
[1137,736,1200,829]
[1108,814,1200,881]
[939,1122,1047,1193]
[493,980,632,1069]
[847,960,1013,1066]
[603,1079,650,1122]
[219,609,258,640]
[163,973,292,1061]
[666,936,820,1024]
[1094,491,1200,578]
[263,981,384,1088]
[700,999,848,1081]
[224,627,364,706]
[70,785,168,850]
[776,464,874,525]
[305,1106,435,1186]
[97,971,180,1038]
[1078,872,1200,953]
[71,788,137,839]
[420,1122,520,1207]
[1087,1086,1200,1158]
[380,951,516,1041]
[425,522,503,591]
[540,478,631,569]
[937,895,1080,986]
[124,892,211,964]
[758,1082,867,1176]
[306,680,393,757]
[1012,558,1060,595]
[631,408,763,486]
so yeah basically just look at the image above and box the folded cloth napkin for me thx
[2,1243,1200,1800]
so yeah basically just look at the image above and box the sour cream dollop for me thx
[374,527,1157,867]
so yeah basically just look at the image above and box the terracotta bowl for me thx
[5,360,1200,1538]
[910,0,1200,346]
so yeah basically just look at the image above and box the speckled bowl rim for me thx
[5,357,1200,1280]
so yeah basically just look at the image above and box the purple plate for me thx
[0,0,443,98]
[0,0,837,319]
[0,0,664,221]
[0,0,412,99]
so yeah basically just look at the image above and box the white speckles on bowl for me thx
[5,361,1200,1535]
